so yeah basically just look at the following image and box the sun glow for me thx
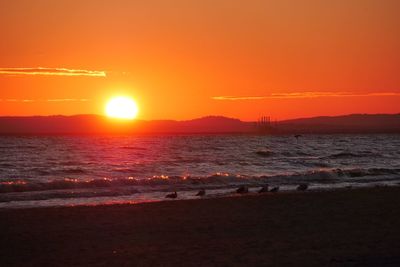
[105,96,139,120]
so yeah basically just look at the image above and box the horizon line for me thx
[0,112,399,122]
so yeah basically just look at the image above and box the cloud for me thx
[0,67,106,77]
[0,99,90,102]
[46,99,90,102]
[212,96,268,100]
[212,92,400,100]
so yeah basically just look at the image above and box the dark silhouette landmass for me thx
[0,115,253,134]
[0,114,399,135]
[278,113,400,134]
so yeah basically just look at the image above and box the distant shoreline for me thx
[0,113,399,135]
[1,132,400,136]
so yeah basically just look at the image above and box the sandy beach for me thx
[1,187,400,266]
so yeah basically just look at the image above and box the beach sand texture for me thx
[1,187,400,266]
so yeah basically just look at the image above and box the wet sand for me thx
[1,187,400,266]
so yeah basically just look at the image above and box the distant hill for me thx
[142,116,254,133]
[0,113,399,134]
[278,114,400,134]
[0,115,254,134]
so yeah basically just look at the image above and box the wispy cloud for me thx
[0,99,34,102]
[212,92,400,100]
[0,99,90,102]
[46,99,90,102]
[0,67,106,77]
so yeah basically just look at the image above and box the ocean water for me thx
[0,134,399,208]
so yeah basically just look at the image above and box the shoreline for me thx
[1,183,399,209]
[1,187,400,266]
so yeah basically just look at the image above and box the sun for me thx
[105,96,139,120]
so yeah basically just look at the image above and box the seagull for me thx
[294,134,302,141]
[236,186,249,194]
[270,186,279,193]
[258,185,269,193]
[195,189,206,196]
[165,192,178,198]
[297,183,308,191]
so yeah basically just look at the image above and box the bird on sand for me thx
[258,185,269,193]
[165,192,178,198]
[236,186,249,194]
[270,186,279,193]
[294,134,302,141]
[297,183,308,191]
[195,189,206,196]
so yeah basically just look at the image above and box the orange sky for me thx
[0,0,399,121]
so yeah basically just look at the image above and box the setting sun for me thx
[105,96,139,120]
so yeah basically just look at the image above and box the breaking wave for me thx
[1,168,399,194]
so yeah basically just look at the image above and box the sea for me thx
[0,134,399,208]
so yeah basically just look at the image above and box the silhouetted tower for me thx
[256,115,275,133]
